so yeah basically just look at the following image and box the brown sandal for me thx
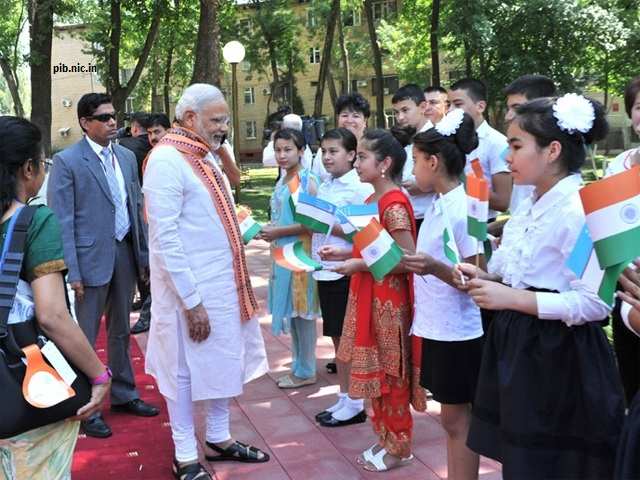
[205,440,270,463]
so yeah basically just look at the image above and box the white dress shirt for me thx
[411,185,483,341]
[312,168,374,281]
[465,121,510,219]
[403,120,435,219]
[86,136,130,230]
[489,174,610,326]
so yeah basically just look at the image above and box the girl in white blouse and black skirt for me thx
[454,94,625,479]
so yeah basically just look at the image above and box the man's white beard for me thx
[196,118,222,150]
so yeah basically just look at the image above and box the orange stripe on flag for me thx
[237,209,249,222]
[471,158,484,179]
[467,174,490,201]
[580,165,640,214]
[354,218,384,249]
[273,247,302,272]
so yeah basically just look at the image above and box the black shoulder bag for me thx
[0,205,91,439]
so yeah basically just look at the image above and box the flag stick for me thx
[475,239,480,278]
[321,214,337,247]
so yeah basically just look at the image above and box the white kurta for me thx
[143,144,268,402]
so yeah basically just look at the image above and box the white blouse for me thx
[412,185,483,341]
[489,173,610,326]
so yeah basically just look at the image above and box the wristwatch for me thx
[91,367,113,385]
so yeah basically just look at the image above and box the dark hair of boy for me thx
[390,125,416,148]
[514,97,608,173]
[335,93,371,118]
[624,76,640,118]
[149,113,171,129]
[274,128,307,151]
[129,112,153,130]
[392,84,426,106]
[424,86,448,95]
[413,113,478,178]
[450,78,487,103]
[504,75,557,100]
[322,127,357,154]
[77,93,112,132]
[360,129,406,183]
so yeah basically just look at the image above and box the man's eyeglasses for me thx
[42,158,53,173]
[86,113,117,123]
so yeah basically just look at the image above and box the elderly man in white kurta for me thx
[143,83,269,479]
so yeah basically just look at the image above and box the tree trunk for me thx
[109,0,163,125]
[191,0,221,86]
[463,37,472,77]
[327,68,338,108]
[337,3,350,93]
[29,0,54,156]
[163,43,174,114]
[0,55,25,117]
[430,0,440,87]
[313,0,340,117]
[363,0,384,128]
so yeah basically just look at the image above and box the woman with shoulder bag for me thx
[0,116,110,479]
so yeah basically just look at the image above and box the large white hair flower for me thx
[435,108,465,137]
[552,93,595,134]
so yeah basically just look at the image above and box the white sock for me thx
[326,392,347,413]
[332,396,364,421]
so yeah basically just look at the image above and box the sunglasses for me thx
[87,113,117,122]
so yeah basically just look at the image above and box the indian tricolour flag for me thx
[237,208,262,244]
[294,192,337,234]
[566,224,626,306]
[339,203,379,229]
[353,218,403,281]
[288,174,301,212]
[580,165,640,269]
[440,196,460,264]
[273,241,323,273]
[466,163,489,241]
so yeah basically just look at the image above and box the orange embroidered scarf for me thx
[155,127,258,322]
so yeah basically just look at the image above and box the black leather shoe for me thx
[130,317,150,334]
[318,410,367,427]
[314,410,333,422]
[325,362,337,374]
[111,399,159,417]
[81,416,112,438]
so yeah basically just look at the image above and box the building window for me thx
[309,47,321,64]
[307,10,317,27]
[384,109,396,128]
[244,87,255,105]
[125,97,134,114]
[239,18,253,30]
[241,60,251,72]
[245,121,257,140]
[372,0,397,20]
[344,9,362,26]
[371,75,399,96]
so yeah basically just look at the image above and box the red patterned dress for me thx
[337,189,426,458]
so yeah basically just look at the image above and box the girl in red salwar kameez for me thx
[319,129,427,472]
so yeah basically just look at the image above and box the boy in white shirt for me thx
[392,83,435,231]
[449,78,512,220]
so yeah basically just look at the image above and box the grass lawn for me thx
[237,166,278,224]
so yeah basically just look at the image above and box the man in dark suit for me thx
[48,93,159,438]
[118,111,152,183]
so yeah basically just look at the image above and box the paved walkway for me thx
[86,240,502,480]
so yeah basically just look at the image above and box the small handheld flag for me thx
[353,218,403,281]
[273,241,323,272]
[566,223,626,306]
[294,192,337,234]
[339,203,379,229]
[287,174,301,212]
[440,198,460,265]
[579,165,640,269]
[236,206,262,244]
[336,210,358,241]
[466,160,490,241]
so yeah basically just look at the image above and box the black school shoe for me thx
[111,398,160,417]
[318,410,367,428]
[81,416,112,438]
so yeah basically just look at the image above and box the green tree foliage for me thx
[0,0,28,116]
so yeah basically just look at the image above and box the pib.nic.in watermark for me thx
[53,62,97,74]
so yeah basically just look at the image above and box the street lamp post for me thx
[222,40,246,202]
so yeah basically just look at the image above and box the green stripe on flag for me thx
[599,262,627,306]
[443,227,459,264]
[468,216,487,241]
[292,240,323,270]
[242,222,262,244]
[295,213,332,234]
[368,242,403,281]
[593,226,640,269]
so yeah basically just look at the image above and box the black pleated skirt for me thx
[467,308,625,479]
[615,391,640,479]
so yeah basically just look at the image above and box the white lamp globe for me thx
[223,41,246,64]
